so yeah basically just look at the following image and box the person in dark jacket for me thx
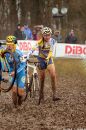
[14,24,26,40]
[65,29,78,44]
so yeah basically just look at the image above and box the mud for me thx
[0,73,86,130]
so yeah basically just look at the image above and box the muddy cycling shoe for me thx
[53,97,60,101]
[12,92,17,107]
[18,96,23,106]
[38,95,44,105]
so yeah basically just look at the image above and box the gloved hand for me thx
[0,50,5,58]
[46,56,49,60]
[45,57,49,65]
[46,51,52,60]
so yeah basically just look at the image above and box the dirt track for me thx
[0,64,86,130]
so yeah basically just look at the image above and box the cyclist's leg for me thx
[18,88,25,105]
[8,75,17,107]
[39,69,45,102]
[12,85,17,107]
[47,63,60,101]
[37,57,47,103]
[17,70,26,105]
[11,70,25,106]
[12,87,25,106]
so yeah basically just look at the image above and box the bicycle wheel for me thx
[1,50,16,92]
[22,75,31,101]
[22,65,33,101]
[28,74,33,98]
[31,73,40,104]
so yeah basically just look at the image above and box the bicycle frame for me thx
[26,60,40,101]
[27,63,38,76]
[26,62,38,87]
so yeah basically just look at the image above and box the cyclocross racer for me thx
[37,27,60,104]
[5,35,26,107]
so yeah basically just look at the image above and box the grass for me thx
[54,58,86,77]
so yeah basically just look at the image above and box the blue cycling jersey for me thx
[5,49,26,74]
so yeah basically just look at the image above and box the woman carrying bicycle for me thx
[4,35,26,107]
[37,27,60,104]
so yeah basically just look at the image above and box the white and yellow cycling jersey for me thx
[38,38,55,60]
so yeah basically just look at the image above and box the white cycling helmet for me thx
[41,27,52,35]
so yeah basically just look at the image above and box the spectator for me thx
[52,30,63,43]
[32,29,37,40]
[33,25,44,40]
[24,24,33,40]
[20,25,26,40]
[37,31,42,40]
[14,24,25,40]
[65,29,77,44]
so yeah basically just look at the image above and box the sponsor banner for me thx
[17,40,39,56]
[53,43,86,59]
[1,40,86,59]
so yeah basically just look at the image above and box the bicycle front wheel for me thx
[31,73,40,104]
[1,50,16,92]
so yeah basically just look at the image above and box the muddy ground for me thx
[0,60,86,130]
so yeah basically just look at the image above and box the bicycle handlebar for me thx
[27,59,40,68]
[24,55,40,64]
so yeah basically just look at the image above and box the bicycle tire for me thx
[29,75,33,98]
[22,76,31,101]
[1,50,16,92]
[22,69,33,101]
[25,74,34,99]
[31,74,40,104]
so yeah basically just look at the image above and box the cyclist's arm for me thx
[46,51,52,60]
[27,49,35,59]
[46,43,54,60]
[0,48,7,71]
[0,48,4,55]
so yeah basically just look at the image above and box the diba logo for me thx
[19,42,32,51]
[65,45,86,54]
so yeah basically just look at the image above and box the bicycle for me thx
[25,57,40,104]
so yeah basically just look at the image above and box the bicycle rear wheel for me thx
[1,50,16,92]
